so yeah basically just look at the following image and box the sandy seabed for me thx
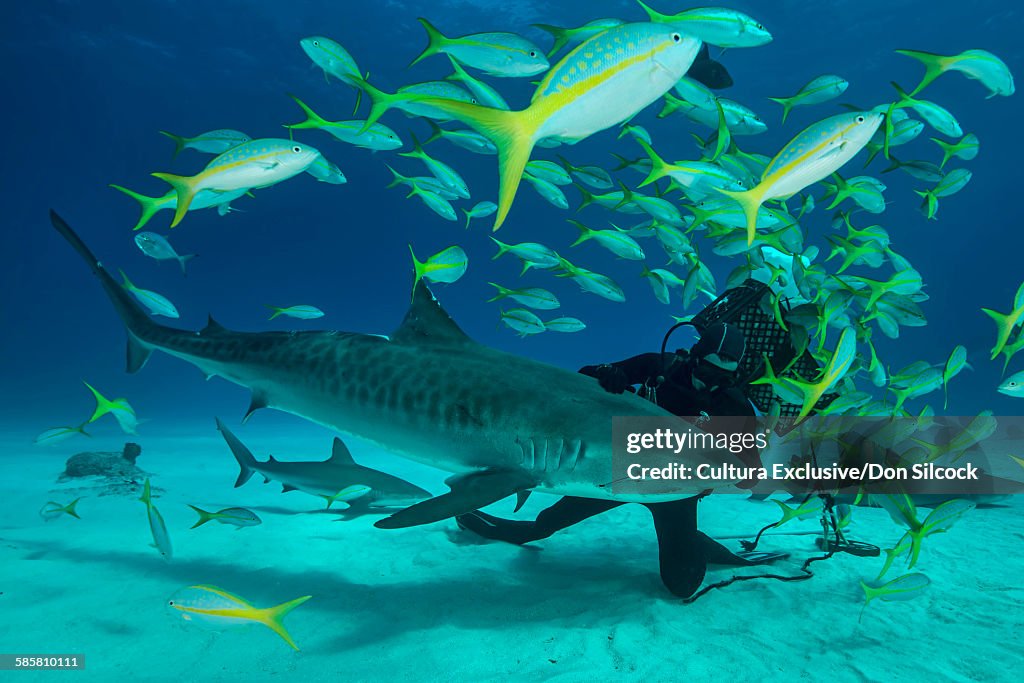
[2,424,1022,683]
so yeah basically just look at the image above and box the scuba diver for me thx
[457,321,786,599]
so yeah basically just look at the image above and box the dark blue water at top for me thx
[3,0,1022,433]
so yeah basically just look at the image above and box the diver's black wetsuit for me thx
[457,351,765,599]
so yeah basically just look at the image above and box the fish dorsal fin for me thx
[391,281,476,347]
[202,315,229,335]
[329,437,356,464]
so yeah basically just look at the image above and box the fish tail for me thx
[409,17,447,68]
[260,595,312,651]
[264,305,283,321]
[158,130,187,159]
[462,207,472,229]
[656,95,681,119]
[489,236,510,260]
[83,380,117,424]
[419,100,535,230]
[384,164,407,190]
[187,504,214,529]
[567,219,593,247]
[894,49,951,96]
[485,282,508,302]
[424,119,444,146]
[573,182,595,210]
[65,497,82,519]
[285,94,329,130]
[398,131,427,160]
[981,307,1014,360]
[915,189,938,220]
[150,172,199,228]
[178,253,197,277]
[930,137,954,169]
[350,76,422,132]
[715,186,765,246]
[635,138,670,188]
[138,478,152,507]
[216,418,259,487]
[50,211,158,373]
[766,96,794,125]
[408,244,427,296]
[109,184,165,231]
[531,23,568,58]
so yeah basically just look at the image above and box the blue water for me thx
[3,1,1024,679]
[4,0,1022,427]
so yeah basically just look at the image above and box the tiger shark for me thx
[51,210,742,529]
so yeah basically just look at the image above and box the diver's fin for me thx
[374,469,535,529]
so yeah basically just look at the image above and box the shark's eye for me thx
[671,33,682,43]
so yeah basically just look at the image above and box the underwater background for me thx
[3,0,1024,680]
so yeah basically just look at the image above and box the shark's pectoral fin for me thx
[514,489,531,513]
[243,390,270,423]
[282,483,297,492]
[126,334,153,374]
[374,469,535,530]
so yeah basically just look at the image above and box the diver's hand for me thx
[595,364,629,394]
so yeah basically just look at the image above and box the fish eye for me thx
[671,33,682,43]
[756,24,764,30]
[292,145,302,153]
[856,115,865,123]
[529,51,536,58]
[168,600,174,606]
[1011,382,1018,387]
[312,40,319,47]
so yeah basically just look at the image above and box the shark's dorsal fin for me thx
[329,437,356,464]
[202,315,229,336]
[391,281,476,347]
[268,455,278,463]
[281,483,297,492]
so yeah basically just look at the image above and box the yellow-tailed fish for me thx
[34,424,89,446]
[942,344,969,409]
[445,55,510,110]
[486,283,560,310]
[981,281,1024,359]
[409,245,468,292]
[888,82,962,138]
[859,573,930,620]
[637,1,771,47]
[931,133,979,169]
[305,156,347,185]
[895,48,1014,97]
[152,139,320,227]
[717,111,883,245]
[533,18,626,57]
[364,23,700,230]
[915,168,972,220]
[567,219,644,260]
[556,257,626,302]
[767,74,849,124]
[399,134,470,199]
[463,201,498,228]
[426,120,497,155]
[159,129,250,158]
[139,478,172,561]
[83,381,138,435]
[187,505,262,529]
[120,270,179,318]
[168,585,311,651]
[544,316,586,333]
[285,95,402,151]
[110,185,248,231]
[300,36,361,85]
[39,498,83,521]
[998,370,1024,397]
[134,232,196,276]
[524,173,569,209]
[501,308,547,336]
[411,18,548,77]
[490,237,561,274]
[265,305,324,321]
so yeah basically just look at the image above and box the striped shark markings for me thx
[51,210,743,530]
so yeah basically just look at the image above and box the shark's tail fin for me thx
[50,210,157,373]
[216,418,258,487]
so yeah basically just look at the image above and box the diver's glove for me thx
[595,364,629,394]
